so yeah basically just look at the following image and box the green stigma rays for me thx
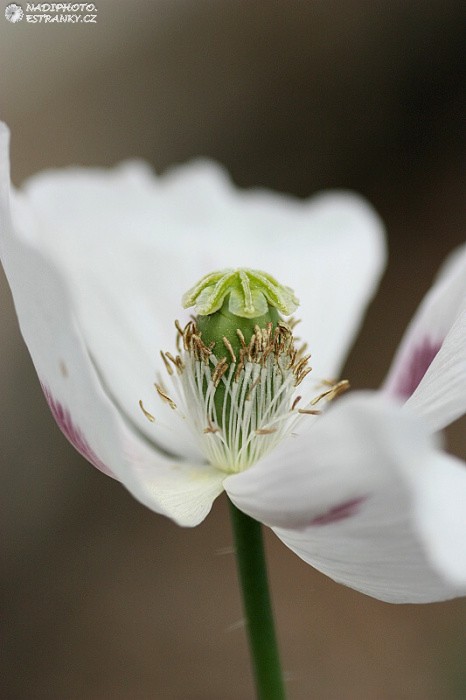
[182,268,299,319]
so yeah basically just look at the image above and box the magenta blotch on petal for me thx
[41,384,115,477]
[392,339,442,400]
[308,496,367,526]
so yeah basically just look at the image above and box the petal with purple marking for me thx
[225,393,466,602]
[405,304,466,431]
[42,384,115,478]
[389,339,442,400]
[0,123,224,527]
[383,243,466,430]
[308,497,367,526]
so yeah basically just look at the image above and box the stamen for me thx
[212,358,229,387]
[139,400,155,422]
[330,379,350,398]
[296,367,312,385]
[236,329,247,348]
[164,351,182,372]
[154,383,177,410]
[223,336,237,363]
[295,354,312,374]
[310,379,350,405]
[160,350,174,376]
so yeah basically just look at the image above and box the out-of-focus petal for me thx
[404,450,466,586]
[404,302,466,431]
[17,154,385,452]
[225,393,466,602]
[0,124,223,527]
[383,244,466,430]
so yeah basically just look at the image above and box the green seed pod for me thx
[196,298,281,363]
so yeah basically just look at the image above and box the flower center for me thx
[140,268,349,474]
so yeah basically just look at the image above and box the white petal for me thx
[383,243,466,429]
[119,428,225,527]
[17,154,385,455]
[0,124,223,527]
[225,393,466,602]
[404,451,466,586]
[15,160,204,457]
[405,302,466,431]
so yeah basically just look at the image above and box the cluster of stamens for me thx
[138,319,349,474]
[173,318,312,386]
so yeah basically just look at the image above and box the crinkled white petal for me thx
[15,149,385,457]
[383,243,466,430]
[0,124,223,527]
[225,393,466,602]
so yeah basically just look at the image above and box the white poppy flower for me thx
[1,123,464,604]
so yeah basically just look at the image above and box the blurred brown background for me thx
[1,1,465,698]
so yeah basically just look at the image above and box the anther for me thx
[212,358,229,387]
[160,350,174,376]
[295,354,312,374]
[154,383,177,410]
[223,336,237,363]
[295,367,312,386]
[236,329,247,348]
[164,351,180,370]
[310,379,350,405]
[139,400,155,422]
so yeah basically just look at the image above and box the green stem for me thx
[229,501,287,700]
